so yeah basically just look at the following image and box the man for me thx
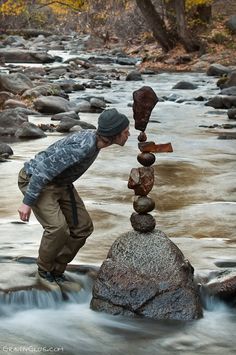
[18,108,130,289]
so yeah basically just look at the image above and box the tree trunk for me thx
[174,0,200,52]
[135,0,175,52]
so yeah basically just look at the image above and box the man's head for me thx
[97,108,130,146]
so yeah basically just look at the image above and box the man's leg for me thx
[53,186,94,275]
[32,185,71,273]
[18,169,70,273]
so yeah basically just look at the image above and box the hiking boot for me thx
[37,269,60,291]
[53,273,82,292]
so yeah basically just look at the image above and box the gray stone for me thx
[172,81,198,90]
[226,15,236,34]
[130,212,156,232]
[0,108,28,136]
[33,96,76,114]
[206,63,231,76]
[0,143,13,157]
[91,229,202,320]
[0,73,33,95]
[227,108,236,119]
[0,49,55,63]
[22,84,62,99]
[15,122,46,138]
[126,70,142,81]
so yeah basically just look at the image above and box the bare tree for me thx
[174,0,200,52]
[135,0,175,52]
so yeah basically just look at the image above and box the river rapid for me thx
[0,53,235,354]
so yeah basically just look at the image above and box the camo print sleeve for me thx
[23,130,98,206]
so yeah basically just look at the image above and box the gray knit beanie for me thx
[97,108,129,137]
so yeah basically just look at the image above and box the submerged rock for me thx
[91,229,203,320]
[200,270,236,307]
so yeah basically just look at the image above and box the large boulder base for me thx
[91,229,203,320]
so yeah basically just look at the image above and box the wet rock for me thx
[218,132,236,139]
[126,70,142,81]
[3,99,28,109]
[128,167,154,196]
[137,152,156,167]
[133,196,155,214]
[220,86,236,96]
[133,86,158,131]
[130,212,156,232]
[0,73,33,95]
[91,229,203,320]
[201,270,236,306]
[222,72,236,88]
[137,132,147,142]
[0,91,14,106]
[0,49,55,63]
[90,97,106,109]
[172,81,198,90]
[51,111,80,121]
[116,57,139,66]
[22,83,62,99]
[33,96,76,114]
[226,15,236,34]
[75,99,92,113]
[56,79,85,93]
[206,63,231,76]
[205,95,236,109]
[15,122,46,139]
[227,108,236,119]
[215,260,236,268]
[22,67,47,80]
[0,143,13,158]
[0,108,28,136]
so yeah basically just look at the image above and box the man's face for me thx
[114,126,130,146]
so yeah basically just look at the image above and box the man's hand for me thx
[18,204,31,222]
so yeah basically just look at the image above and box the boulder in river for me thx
[200,270,236,307]
[126,70,142,81]
[0,143,13,161]
[206,63,231,76]
[172,81,198,90]
[0,108,28,136]
[15,122,46,139]
[227,108,236,119]
[0,73,33,95]
[91,229,203,320]
[205,95,236,109]
[33,96,76,114]
[0,49,55,63]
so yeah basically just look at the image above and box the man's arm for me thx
[23,141,94,207]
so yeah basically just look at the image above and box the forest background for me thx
[0,0,236,71]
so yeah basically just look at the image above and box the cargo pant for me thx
[18,168,93,274]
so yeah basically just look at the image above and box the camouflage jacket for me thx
[23,130,99,206]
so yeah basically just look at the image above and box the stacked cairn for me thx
[128,86,173,232]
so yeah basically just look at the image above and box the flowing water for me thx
[0,54,236,354]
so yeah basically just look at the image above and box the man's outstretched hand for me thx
[18,204,31,222]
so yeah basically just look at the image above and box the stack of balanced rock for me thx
[128,86,173,232]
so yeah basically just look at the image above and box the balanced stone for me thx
[137,152,156,167]
[133,196,155,214]
[133,86,158,131]
[130,212,156,232]
[128,167,154,196]
[138,131,147,142]
[138,141,173,153]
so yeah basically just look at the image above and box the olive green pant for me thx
[18,168,93,274]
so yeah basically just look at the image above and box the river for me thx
[0,53,235,354]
